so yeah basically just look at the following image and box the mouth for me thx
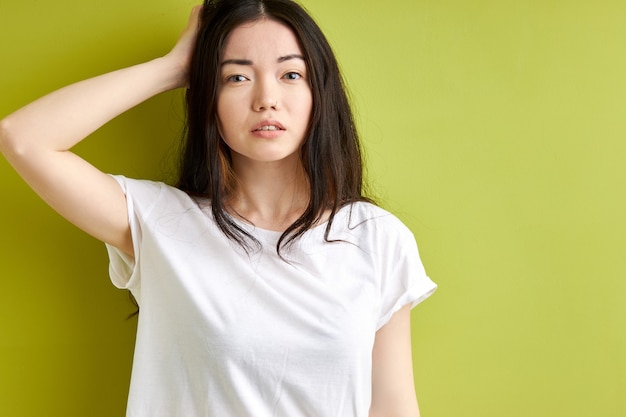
[255,125,282,131]
[252,120,285,132]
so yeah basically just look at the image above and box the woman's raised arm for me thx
[0,6,202,256]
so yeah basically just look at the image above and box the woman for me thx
[0,0,436,416]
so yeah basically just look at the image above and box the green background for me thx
[1,0,624,416]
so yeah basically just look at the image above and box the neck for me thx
[227,155,309,232]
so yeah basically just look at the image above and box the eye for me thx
[226,74,248,83]
[283,71,303,81]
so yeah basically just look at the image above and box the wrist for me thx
[150,55,189,92]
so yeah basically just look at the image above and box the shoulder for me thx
[340,201,413,234]
[111,175,191,200]
[111,175,170,195]
[110,175,200,215]
[332,201,415,244]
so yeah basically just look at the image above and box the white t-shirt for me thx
[106,176,437,417]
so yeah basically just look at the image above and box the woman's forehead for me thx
[221,19,303,62]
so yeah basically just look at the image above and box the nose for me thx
[252,78,279,111]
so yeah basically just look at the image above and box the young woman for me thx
[0,0,436,416]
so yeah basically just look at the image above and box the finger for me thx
[188,4,203,29]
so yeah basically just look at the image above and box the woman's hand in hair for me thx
[165,5,203,89]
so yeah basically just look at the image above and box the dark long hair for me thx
[176,0,370,253]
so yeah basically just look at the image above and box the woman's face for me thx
[216,19,312,168]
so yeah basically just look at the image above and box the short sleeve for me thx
[376,228,437,330]
[104,175,161,291]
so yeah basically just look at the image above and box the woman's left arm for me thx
[370,304,421,417]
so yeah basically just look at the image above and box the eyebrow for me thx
[220,54,305,67]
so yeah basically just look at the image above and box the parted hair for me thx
[176,0,370,253]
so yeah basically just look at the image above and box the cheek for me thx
[217,92,244,121]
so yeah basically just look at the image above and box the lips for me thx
[251,120,285,132]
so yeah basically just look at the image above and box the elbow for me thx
[0,115,29,158]
[0,116,17,156]
[0,117,9,153]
